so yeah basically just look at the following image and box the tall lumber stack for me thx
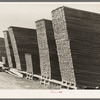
[0,38,6,61]
[0,37,8,65]
[52,6,100,87]
[36,19,51,79]
[3,31,16,68]
[52,7,76,86]
[36,19,61,81]
[8,26,40,74]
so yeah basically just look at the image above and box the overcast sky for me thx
[0,2,100,38]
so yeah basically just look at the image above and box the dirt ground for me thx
[0,72,49,89]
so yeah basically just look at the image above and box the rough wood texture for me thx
[52,6,100,87]
[52,7,77,86]
[0,38,6,60]
[25,53,41,75]
[3,31,16,68]
[25,53,33,74]
[36,19,61,81]
[0,37,8,66]
[8,26,40,73]
[36,19,51,78]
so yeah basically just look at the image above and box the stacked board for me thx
[0,37,8,65]
[52,7,76,86]
[52,6,100,87]
[8,26,40,74]
[0,38,6,61]
[3,31,16,68]
[25,53,33,74]
[36,19,61,80]
[36,19,51,79]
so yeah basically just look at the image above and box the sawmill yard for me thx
[0,72,48,89]
[1,5,100,90]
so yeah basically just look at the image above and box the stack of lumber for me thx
[36,19,51,79]
[52,6,100,87]
[8,26,40,73]
[0,37,8,66]
[3,30,16,68]
[36,19,61,81]
[0,38,6,60]
[52,7,76,86]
